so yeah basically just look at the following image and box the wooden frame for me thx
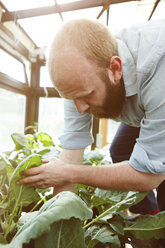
[0,0,161,148]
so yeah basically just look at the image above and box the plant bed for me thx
[0,132,165,247]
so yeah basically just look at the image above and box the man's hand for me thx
[17,157,70,189]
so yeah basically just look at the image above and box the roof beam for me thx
[2,0,135,22]
[0,71,60,97]
[0,72,29,95]
[97,0,111,19]
[0,22,44,63]
[0,2,9,13]
[0,22,30,61]
[148,0,161,20]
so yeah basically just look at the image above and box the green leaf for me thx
[8,154,42,209]
[37,148,51,156]
[84,151,104,163]
[26,134,38,149]
[85,190,148,229]
[35,132,54,147]
[11,133,27,150]
[0,160,5,172]
[35,218,87,248]
[0,153,14,180]
[83,159,93,165]
[0,192,92,248]
[78,188,92,207]
[124,211,165,240]
[108,214,125,235]
[93,188,148,211]
[86,225,120,248]
[10,154,42,184]
[0,233,7,244]
[8,159,17,169]
[8,150,21,161]
[87,239,98,248]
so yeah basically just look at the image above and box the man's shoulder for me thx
[115,19,165,40]
[116,19,165,76]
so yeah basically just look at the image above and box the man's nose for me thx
[74,99,90,113]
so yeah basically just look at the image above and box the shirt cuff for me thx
[129,143,165,174]
[59,132,94,149]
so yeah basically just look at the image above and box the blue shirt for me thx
[59,19,165,175]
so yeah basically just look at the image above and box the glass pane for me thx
[0,88,26,152]
[0,49,25,82]
[18,7,103,47]
[19,14,62,47]
[38,97,64,144]
[40,65,54,87]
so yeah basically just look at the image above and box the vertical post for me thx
[25,61,40,133]
[91,117,100,150]
[100,118,108,147]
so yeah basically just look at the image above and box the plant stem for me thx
[84,198,131,229]
[17,203,23,218]
[4,185,23,239]
[30,196,46,212]
[0,175,7,192]
[0,196,7,207]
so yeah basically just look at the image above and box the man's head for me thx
[48,19,125,119]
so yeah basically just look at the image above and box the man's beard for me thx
[87,70,126,119]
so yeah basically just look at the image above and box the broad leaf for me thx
[86,225,121,248]
[0,153,14,180]
[108,214,125,235]
[35,218,87,248]
[37,148,51,156]
[85,190,148,228]
[93,188,148,211]
[0,191,92,248]
[35,132,54,147]
[7,154,42,210]
[11,133,27,150]
[124,211,165,240]
[26,134,38,149]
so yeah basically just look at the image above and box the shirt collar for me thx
[116,39,137,97]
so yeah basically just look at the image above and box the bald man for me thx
[19,19,165,198]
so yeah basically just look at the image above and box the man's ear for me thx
[108,56,122,84]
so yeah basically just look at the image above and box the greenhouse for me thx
[0,0,165,247]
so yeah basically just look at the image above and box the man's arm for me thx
[69,161,165,191]
[53,148,84,195]
[18,157,165,192]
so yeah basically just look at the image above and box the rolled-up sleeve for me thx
[130,141,165,174]
[129,55,165,174]
[59,99,94,149]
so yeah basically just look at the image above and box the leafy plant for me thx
[0,132,56,243]
[0,191,92,248]
[1,131,165,248]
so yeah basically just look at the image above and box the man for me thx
[18,19,165,198]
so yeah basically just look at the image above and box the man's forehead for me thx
[58,49,92,73]
[55,50,97,87]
